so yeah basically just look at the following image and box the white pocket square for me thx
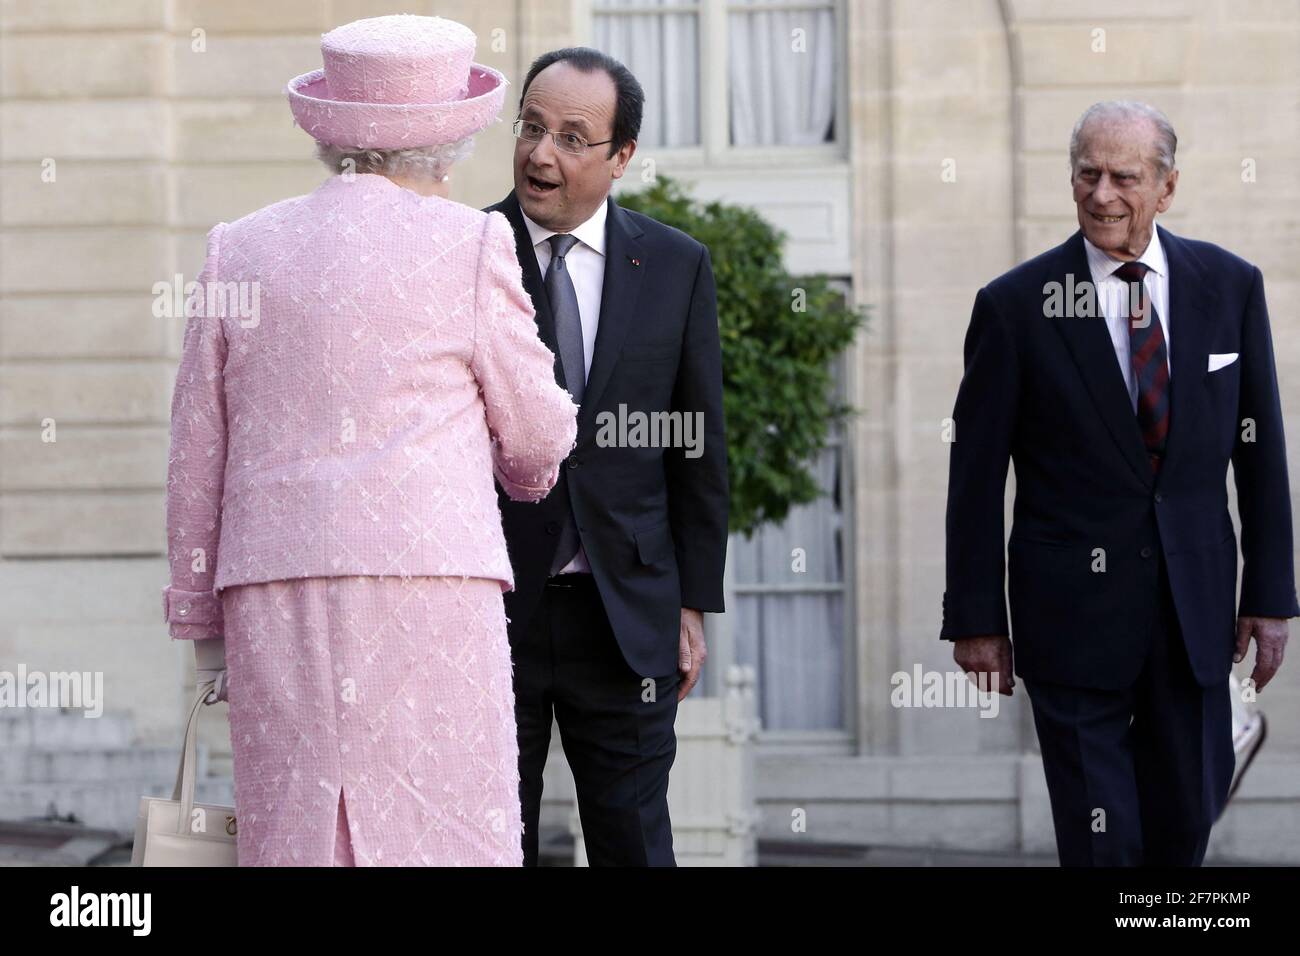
[1208,352,1239,372]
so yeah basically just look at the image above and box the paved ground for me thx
[756,840,1059,867]
[0,820,1270,867]
[531,831,1062,866]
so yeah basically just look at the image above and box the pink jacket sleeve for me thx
[162,223,229,640]
[472,210,579,502]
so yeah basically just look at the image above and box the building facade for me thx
[1,0,1298,861]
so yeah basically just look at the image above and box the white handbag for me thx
[131,681,238,866]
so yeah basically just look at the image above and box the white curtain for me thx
[733,442,846,730]
[729,1,836,147]
[593,1,700,148]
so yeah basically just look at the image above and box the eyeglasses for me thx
[513,119,613,155]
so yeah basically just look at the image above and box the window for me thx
[592,0,842,157]
[593,1,702,148]
[730,353,852,732]
[727,0,837,147]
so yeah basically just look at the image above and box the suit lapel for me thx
[1049,230,1154,487]
[1158,225,1217,481]
[577,196,645,432]
[495,191,566,390]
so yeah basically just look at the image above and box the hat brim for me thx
[286,64,508,149]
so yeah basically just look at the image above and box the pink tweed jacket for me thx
[163,173,578,639]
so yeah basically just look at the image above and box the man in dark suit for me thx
[485,48,728,866]
[942,101,1295,866]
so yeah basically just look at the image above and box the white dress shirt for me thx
[520,199,609,573]
[1083,228,1171,413]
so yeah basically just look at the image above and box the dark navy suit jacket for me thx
[485,190,729,678]
[941,225,1299,690]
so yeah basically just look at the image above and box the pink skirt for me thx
[220,575,523,866]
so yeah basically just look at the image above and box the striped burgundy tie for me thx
[1115,260,1169,473]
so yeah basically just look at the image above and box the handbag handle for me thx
[169,682,215,835]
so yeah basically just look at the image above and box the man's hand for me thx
[953,634,1015,696]
[678,608,707,702]
[1235,616,1289,691]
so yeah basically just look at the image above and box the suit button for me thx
[545,521,559,535]
[567,455,580,469]
[1154,493,1164,503]
[1140,546,1153,558]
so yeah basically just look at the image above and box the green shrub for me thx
[618,176,866,537]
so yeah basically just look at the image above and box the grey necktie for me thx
[545,233,585,404]
[544,233,584,573]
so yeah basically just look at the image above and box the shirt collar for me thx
[1083,225,1167,280]
[521,196,609,257]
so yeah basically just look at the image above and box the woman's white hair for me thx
[314,135,476,181]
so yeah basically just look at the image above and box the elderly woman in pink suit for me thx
[161,15,577,866]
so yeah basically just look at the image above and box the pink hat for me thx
[286,14,507,150]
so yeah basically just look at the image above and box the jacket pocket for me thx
[1008,530,1074,551]
[634,521,675,565]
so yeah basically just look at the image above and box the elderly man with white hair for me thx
[940,101,1296,866]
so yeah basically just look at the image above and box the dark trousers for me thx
[1023,557,1234,866]
[510,573,679,866]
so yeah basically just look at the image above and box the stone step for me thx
[0,709,135,749]
[0,746,182,784]
[0,777,236,834]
